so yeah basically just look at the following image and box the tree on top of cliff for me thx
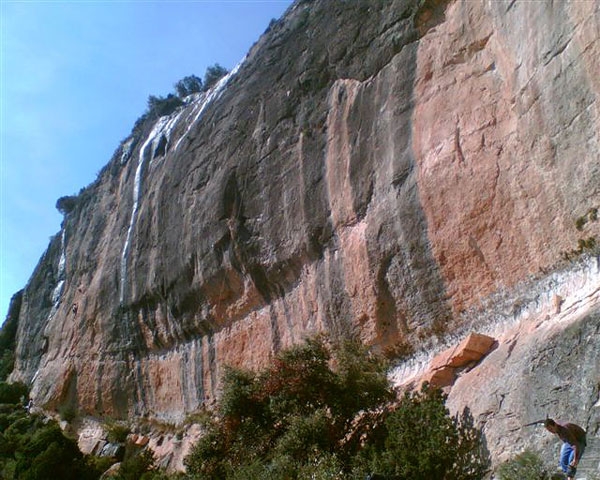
[202,63,228,91]
[56,195,78,215]
[146,94,184,119]
[174,75,203,98]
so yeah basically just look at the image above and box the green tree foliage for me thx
[0,381,28,405]
[0,291,22,381]
[496,450,557,480]
[174,75,203,98]
[132,64,228,132]
[362,384,490,479]
[185,336,392,479]
[105,421,131,443]
[0,384,114,480]
[202,63,229,91]
[146,94,184,119]
[0,407,104,479]
[55,195,79,215]
[184,336,490,479]
[116,448,157,480]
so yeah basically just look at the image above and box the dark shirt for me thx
[556,422,587,449]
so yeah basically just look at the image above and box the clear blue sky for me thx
[0,0,293,325]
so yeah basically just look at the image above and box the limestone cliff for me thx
[7,0,600,472]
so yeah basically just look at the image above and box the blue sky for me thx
[0,0,293,324]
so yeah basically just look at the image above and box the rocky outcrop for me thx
[425,332,496,387]
[7,0,600,473]
[391,255,600,473]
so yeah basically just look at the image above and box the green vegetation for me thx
[105,421,131,443]
[134,63,230,132]
[202,64,228,91]
[55,195,79,215]
[575,207,599,231]
[0,386,172,479]
[560,206,600,261]
[0,383,110,480]
[561,234,598,261]
[0,382,27,405]
[0,291,21,381]
[1,312,489,480]
[173,65,228,98]
[146,94,184,119]
[58,404,78,423]
[359,385,490,480]
[147,64,228,120]
[174,75,203,98]
[496,450,560,480]
[115,448,157,480]
[184,336,490,479]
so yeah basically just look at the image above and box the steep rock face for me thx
[9,0,600,468]
[391,256,600,472]
[413,0,600,313]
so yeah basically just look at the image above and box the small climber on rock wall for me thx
[544,418,586,480]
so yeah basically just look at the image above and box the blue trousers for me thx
[560,442,585,474]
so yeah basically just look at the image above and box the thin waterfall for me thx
[120,116,170,304]
[49,229,67,318]
[119,59,246,305]
[174,57,246,152]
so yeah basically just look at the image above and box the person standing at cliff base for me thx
[544,418,586,479]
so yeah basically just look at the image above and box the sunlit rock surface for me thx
[8,0,599,472]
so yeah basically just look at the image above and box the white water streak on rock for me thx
[149,110,186,166]
[174,58,246,152]
[120,137,135,164]
[389,255,600,388]
[48,230,67,319]
[120,116,171,304]
[119,58,245,304]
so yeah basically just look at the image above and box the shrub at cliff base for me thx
[496,450,566,480]
[0,382,113,480]
[0,405,108,479]
[359,384,490,480]
[0,292,21,381]
[184,336,490,479]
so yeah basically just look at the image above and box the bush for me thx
[203,63,229,91]
[174,75,203,97]
[56,195,79,215]
[59,405,78,423]
[0,400,111,480]
[0,351,15,382]
[496,450,555,480]
[105,422,130,443]
[0,381,28,405]
[185,336,392,479]
[116,448,156,480]
[362,384,490,480]
[146,94,183,119]
[184,336,489,479]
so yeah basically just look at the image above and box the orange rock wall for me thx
[10,0,600,429]
[413,0,600,312]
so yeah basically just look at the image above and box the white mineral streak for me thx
[119,60,247,304]
[388,255,600,388]
[48,230,67,319]
[174,58,246,152]
[120,137,135,164]
[120,116,171,304]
